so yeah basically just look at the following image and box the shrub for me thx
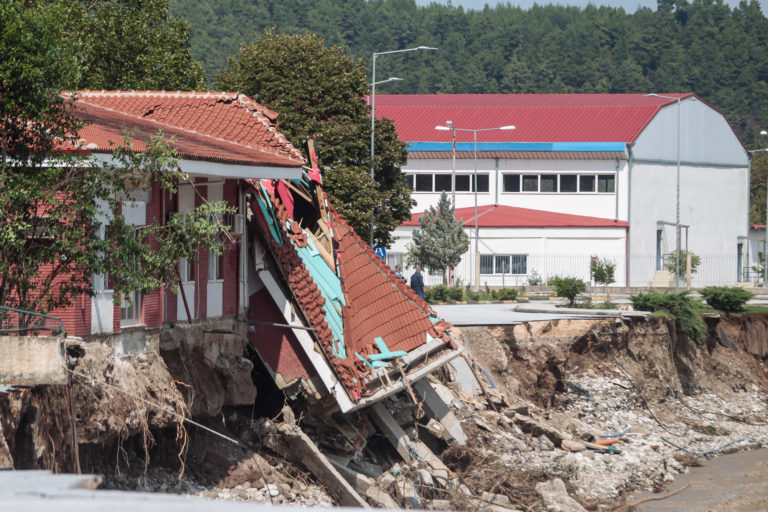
[447,286,464,302]
[630,291,706,345]
[492,287,518,301]
[425,285,446,303]
[527,270,543,286]
[700,286,753,313]
[550,276,587,306]
[464,286,480,302]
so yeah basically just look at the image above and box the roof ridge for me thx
[75,98,304,163]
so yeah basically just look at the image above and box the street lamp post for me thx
[647,93,682,292]
[435,124,516,290]
[369,45,437,245]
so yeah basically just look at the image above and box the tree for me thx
[664,249,701,280]
[62,0,206,91]
[215,29,412,247]
[590,256,616,301]
[406,192,469,284]
[550,276,587,306]
[0,1,229,320]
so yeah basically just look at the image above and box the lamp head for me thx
[417,46,438,51]
[761,130,767,136]
[500,125,516,130]
[446,120,453,128]
[435,125,450,131]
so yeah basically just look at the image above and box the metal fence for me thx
[394,253,757,289]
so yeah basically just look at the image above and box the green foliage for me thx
[215,29,410,247]
[700,286,754,313]
[630,292,707,345]
[424,284,464,303]
[64,0,206,90]
[550,276,587,306]
[407,192,470,283]
[0,1,229,314]
[527,270,543,286]
[491,288,518,301]
[664,249,701,278]
[590,257,616,286]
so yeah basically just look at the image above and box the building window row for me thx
[405,173,490,193]
[480,254,528,275]
[503,173,615,193]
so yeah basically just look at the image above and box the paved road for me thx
[431,303,606,325]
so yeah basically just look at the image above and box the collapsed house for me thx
[1,91,470,492]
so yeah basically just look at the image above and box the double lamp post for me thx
[435,123,515,290]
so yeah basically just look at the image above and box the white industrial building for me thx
[375,94,750,287]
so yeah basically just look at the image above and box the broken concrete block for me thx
[414,379,468,445]
[369,402,413,462]
[561,439,587,452]
[396,478,421,508]
[429,499,452,510]
[416,468,434,487]
[379,472,396,491]
[365,486,399,509]
[535,478,587,512]
[513,414,569,448]
[431,468,449,488]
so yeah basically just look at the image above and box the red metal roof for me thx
[66,91,305,167]
[402,204,628,228]
[374,93,694,144]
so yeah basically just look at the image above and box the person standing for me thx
[410,267,425,300]
[395,264,403,279]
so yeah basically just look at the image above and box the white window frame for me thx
[480,254,528,275]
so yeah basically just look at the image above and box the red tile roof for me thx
[333,212,451,360]
[250,178,452,400]
[402,204,628,228]
[65,91,305,167]
[374,93,695,144]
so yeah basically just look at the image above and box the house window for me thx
[208,251,223,281]
[404,174,414,191]
[597,174,615,193]
[434,174,452,192]
[560,175,577,193]
[455,174,471,191]
[474,174,489,193]
[120,291,141,326]
[415,174,432,192]
[480,254,528,274]
[180,258,194,282]
[579,175,596,192]
[540,174,557,192]
[386,252,404,271]
[503,174,521,192]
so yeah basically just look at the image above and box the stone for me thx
[535,478,587,512]
[513,414,569,448]
[379,472,396,491]
[481,491,512,505]
[364,486,399,509]
[417,469,434,487]
[561,439,587,452]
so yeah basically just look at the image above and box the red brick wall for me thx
[164,188,178,323]
[142,181,163,329]
[223,179,239,316]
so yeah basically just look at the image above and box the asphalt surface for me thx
[431,302,608,325]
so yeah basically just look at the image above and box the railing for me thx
[0,306,66,337]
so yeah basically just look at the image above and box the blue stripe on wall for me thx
[407,142,628,152]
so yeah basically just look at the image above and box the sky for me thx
[415,0,764,13]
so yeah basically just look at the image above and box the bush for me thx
[550,276,587,305]
[630,291,706,345]
[447,286,464,302]
[425,285,464,303]
[700,286,753,313]
[492,287,518,301]
[527,270,543,286]
[464,286,480,302]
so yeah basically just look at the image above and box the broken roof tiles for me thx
[250,175,453,401]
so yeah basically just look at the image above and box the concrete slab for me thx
[413,380,467,445]
[0,336,67,385]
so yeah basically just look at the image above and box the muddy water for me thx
[630,449,768,511]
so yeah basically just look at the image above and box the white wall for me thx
[391,225,627,286]
[628,163,749,286]
[207,182,224,318]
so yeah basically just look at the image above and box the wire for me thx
[65,366,275,505]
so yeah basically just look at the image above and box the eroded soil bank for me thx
[1,313,767,511]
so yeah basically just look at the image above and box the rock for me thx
[429,499,452,509]
[266,484,280,497]
[513,414,569,447]
[481,491,512,505]
[561,439,587,452]
[365,486,399,508]
[535,478,587,512]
